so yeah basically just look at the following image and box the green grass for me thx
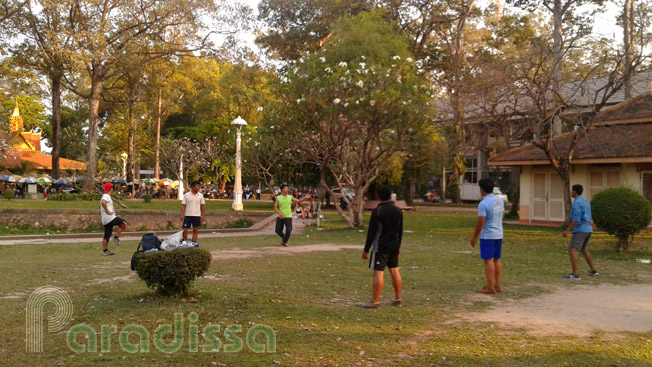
[0,211,651,366]
[1,198,276,212]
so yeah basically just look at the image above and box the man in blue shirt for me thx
[562,184,598,279]
[470,178,504,294]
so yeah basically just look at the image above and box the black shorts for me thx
[369,250,399,271]
[183,216,202,229]
[103,217,126,240]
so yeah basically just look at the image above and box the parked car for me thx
[329,186,354,209]
[60,185,79,194]
[460,183,508,203]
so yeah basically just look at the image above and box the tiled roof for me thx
[436,71,652,121]
[488,122,652,165]
[593,91,652,123]
[488,91,652,166]
[1,150,86,170]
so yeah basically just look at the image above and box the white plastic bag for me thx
[160,230,184,251]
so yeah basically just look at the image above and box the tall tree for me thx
[62,0,218,190]
[10,0,76,178]
[272,12,434,227]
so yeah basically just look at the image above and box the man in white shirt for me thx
[181,180,206,245]
[100,183,127,256]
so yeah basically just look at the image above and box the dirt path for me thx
[459,283,652,336]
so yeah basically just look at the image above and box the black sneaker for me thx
[102,250,115,256]
[113,236,121,246]
[564,273,581,280]
[587,269,599,276]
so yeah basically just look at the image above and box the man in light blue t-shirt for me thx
[470,178,504,294]
[561,184,598,280]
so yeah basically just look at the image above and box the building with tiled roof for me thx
[1,101,86,172]
[488,92,652,225]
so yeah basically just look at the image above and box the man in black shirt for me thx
[359,186,403,308]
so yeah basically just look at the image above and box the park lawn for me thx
[0,198,276,212]
[0,211,651,366]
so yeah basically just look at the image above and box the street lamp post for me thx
[231,116,248,211]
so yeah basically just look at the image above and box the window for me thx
[589,169,621,199]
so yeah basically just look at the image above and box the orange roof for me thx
[1,150,86,170]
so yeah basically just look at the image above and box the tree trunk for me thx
[451,166,462,204]
[127,88,136,184]
[354,186,365,227]
[155,86,162,179]
[508,166,521,217]
[51,75,62,179]
[556,161,572,227]
[552,0,563,136]
[84,75,103,192]
[617,235,629,254]
[623,0,634,99]
[405,176,415,206]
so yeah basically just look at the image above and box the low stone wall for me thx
[0,208,271,231]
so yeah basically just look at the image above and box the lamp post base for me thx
[232,201,243,211]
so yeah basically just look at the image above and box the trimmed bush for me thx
[3,190,14,200]
[591,187,652,253]
[134,247,211,296]
[143,194,152,203]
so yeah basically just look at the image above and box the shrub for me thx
[591,187,652,253]
[143,194,152,203]
[134,247,211,296]
[3,190,14,200]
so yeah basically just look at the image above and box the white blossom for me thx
[338,61,347,68]
[325,67,332,73]
[344,102,349,107]
[406,57,413,63]
[370,100,375,106]
[392,55,401,60]
[361,56,366,60]
[359,62,366,69]
[334,98,341,104]
[297,99,302,104]
[319,57,326,63]
[356,80,364,88]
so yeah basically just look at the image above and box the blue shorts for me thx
[480,239,502,259]
[182,216,201,229]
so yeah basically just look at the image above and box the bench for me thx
[363,200,413,211]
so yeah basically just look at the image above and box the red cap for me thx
[103,182,113,193]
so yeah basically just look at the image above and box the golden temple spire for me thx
[9,99,23,132]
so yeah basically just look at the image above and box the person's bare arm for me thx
[181,204,186,221]
[201,204,205,222]
[274,198,283,218]
[562,221,579,237]
[470,216,486,247]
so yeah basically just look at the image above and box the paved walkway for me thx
[0,215,312,246]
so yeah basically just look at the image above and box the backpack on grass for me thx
[130,232,162,271]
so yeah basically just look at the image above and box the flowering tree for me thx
[274,52,434,227]
[159,137,211,191]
